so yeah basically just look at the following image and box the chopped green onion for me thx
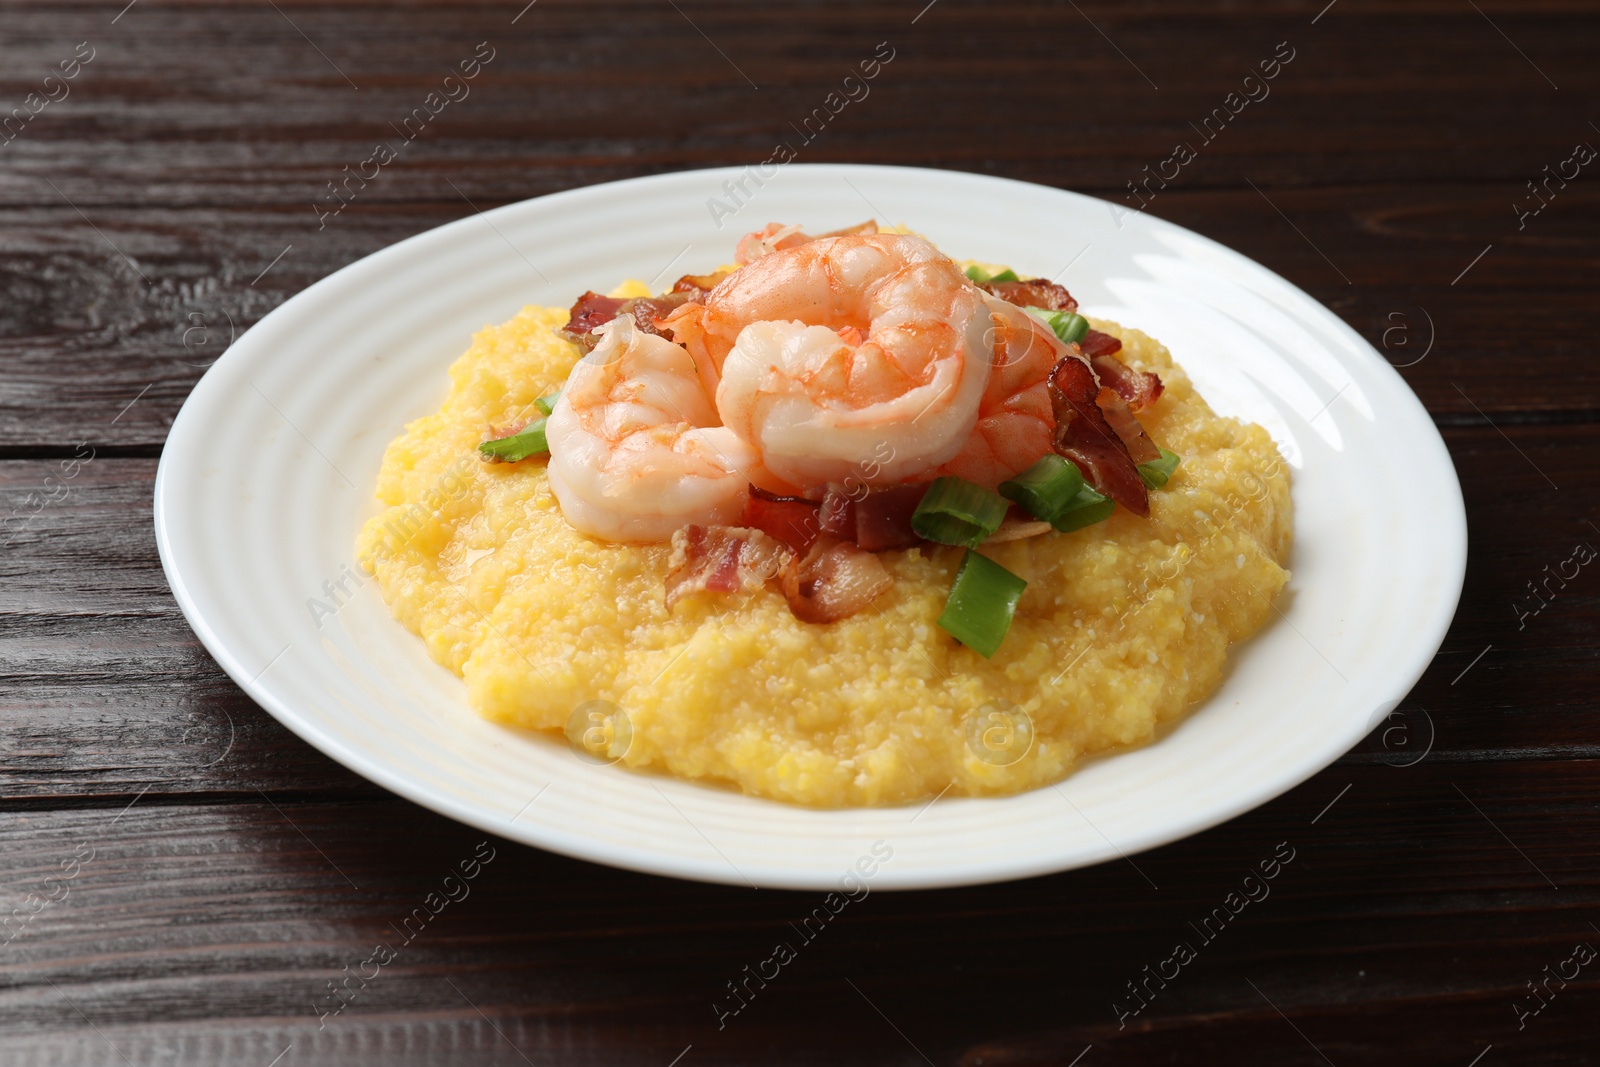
[938,549,1028,658]
[911,477,1011,548]
[999,454,1085,523]
[478,418,549,462]
[1025,307,1090,345]
[534,388,563,416]
[1138,448,1181,490]
[1055,313,1089,344]
[964,266,1021,284]
[1051,483,1115,532]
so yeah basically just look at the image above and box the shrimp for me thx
[733,219,878,266]
[669,233,995,489]
[545,315,757,543]
[934,296,1061,487]
[734,223,809,265]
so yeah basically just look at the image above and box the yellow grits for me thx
[357,281,1292,807]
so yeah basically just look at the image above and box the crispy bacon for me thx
[818,490,855,539]
[563,291,629,335]
[1079,328,1122,358]
[672,270,731,294]
[851,483,929,551]
[781,537,893,624]
[665,525,793,612]
[1074,329,1165,412]
[811,483,930,550]
[741,487,821,553]
[1096,387,1161,464]
[665,525,889,623]
[1091,354,1163,412]
[560,290,697,353]
[976,299,1163,414]
[1049,353,1150,517]
[978,278,1078,313]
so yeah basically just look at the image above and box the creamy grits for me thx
[357,273,1290,807]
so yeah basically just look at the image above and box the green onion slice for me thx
[965,266,1021,284]
[911,477,1011,548]
[478,418,549,462]
[534,388,563,416]
[999,454,1085,523]
[938,550,1028,658]
[1138,448,1181,490]
[1025,307,1090,345]
[1051,483,1115,533]
[1055,312,1090,344]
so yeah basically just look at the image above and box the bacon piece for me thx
[560,290,696,353]
[1090,353,1163,413]
[851,483,929,551]
[978,278,1078,313]
[781,538,893,623]
[672,271,731,294]
[563,291,628,335]
[1049,353,1150,517]
[665,525,890,623]
[818,489,855,539]
[665,525,793,611]
[812,483,931,550]
[1079,328,1122,358]
[1096,387,1161,464]
[741,487,821,553]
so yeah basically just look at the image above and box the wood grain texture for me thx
[0,1,1593,209]
[2,0,1597,1063]
[1,761,1598,1066]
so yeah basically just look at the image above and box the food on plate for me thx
[356,222,1292,806]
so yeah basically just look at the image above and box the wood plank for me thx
[0,418,1594,801]
[0,759,1595,1064]
[0,2,1594,208]
[0,455,376,798]
[0,610,373,800]
[1,179,1597,450]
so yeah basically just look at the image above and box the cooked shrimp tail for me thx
[545,315,755,542]
[690,232,997,488]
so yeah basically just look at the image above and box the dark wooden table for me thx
[4,1,1598,1063]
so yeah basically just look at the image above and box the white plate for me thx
[155,165,1466,890]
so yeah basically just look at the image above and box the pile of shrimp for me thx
[544,226,1065,543]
